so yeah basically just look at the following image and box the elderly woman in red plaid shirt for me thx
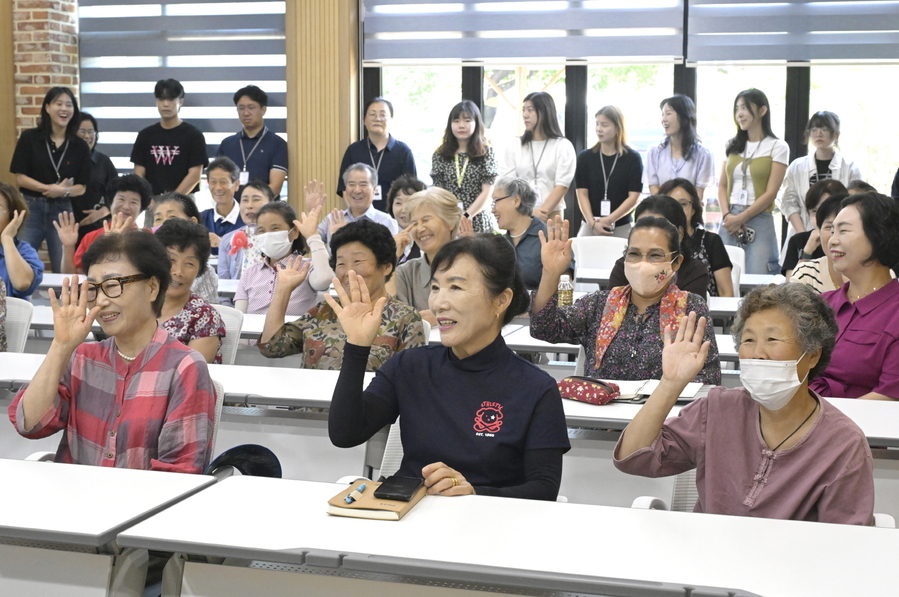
[9,228,216,474]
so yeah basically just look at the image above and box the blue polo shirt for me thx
[216,126,288,188]
[200,201,244,255]
[336,135,417,212]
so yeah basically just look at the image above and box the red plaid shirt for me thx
[10,327,216,474]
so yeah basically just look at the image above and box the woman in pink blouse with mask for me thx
[615,283,874,525]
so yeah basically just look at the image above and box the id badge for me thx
[373,185,383,204]
[739,189,748,203]
[600,200,611,217]
[239,170,249,185]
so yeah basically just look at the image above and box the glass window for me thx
[381,66,463,186]
[586,64,675,160]
[482,65,566,156]
[695,65,787,231]
[810,65,899,194]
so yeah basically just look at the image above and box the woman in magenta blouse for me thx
[615,283,874,525]
[809,191,899,400]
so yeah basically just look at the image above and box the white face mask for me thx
[624,260,674,296]
[256,229,293,260]
[740,353,808,411]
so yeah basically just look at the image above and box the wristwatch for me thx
[800,251,815,259]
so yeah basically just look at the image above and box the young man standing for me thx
[216,85,288,198]
[131,79,209,224]
[199,157,244,255]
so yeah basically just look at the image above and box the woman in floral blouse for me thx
[155,219,225,364]
[259,218,425,370]
[430,100,498,233]
[531,216,720,384]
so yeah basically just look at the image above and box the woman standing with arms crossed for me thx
[717,89,789,275]
[500,91,575,222]
[431,101,497,233]
[10,87,92,273]
[576,106,643,239]
[644,95,716,200]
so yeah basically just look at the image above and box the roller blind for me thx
[78,0,287,170]
[688,0,899,64]
[363,0,685,64]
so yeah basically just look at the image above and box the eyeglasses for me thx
[86,274,148,301]
[808,127,831,135]
[623,249,676,264]
[491,195,512,206]
[77,129,97,137]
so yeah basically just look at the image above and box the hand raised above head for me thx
[304,179,326,212]
[275,255,311,291]
[328,209,348,236]
[538,216,573,277]
[52,211,80,248]
[103,212,133,235]
[324,270,386,347]
[294,204,323,240]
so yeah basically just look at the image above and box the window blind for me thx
[78,0,287,170]
[363,0,684,64]
[688,0,899,64]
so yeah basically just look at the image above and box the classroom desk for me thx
[707,296,741,317]
[38,273,240,298]
[116,476,897,597]
[0,457,214,597]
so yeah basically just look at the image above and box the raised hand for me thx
[324,270,386,347]
[328,209,347,236]
[393,223,414,258]
[538,215,573,277]
[79,206,109,227]
[2,209,27,244]
[52,211,80,248]
[294,204,323,240]
[275,255,311,291]
[49,276,101,352]
[304,180,326,212]
[458,215,474,237]
[103,212,133,235]
[660,311,710,385]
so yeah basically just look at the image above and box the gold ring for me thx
[451,477,458,487]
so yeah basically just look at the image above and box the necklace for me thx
[116,348,137,362]
[509,227,528,239]
[849,284,882,302]
[763,401,818,452]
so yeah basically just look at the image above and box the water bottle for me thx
[557,274,574,307]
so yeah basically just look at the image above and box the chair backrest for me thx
[571,236,628,273]
[210,379,225,457]
[671,468,699,512]
[213,304,244,365]
[730,262,742,298]
[420,318,431,342]
[5,297,34,353]
[379,420,404,479]
[725,245,746,280]
[574,346,586,376]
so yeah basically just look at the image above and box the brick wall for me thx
[12,0,79,135]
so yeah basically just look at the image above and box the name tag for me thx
[739,189,749,203]
[600,200,611,217]
[239,170,249,186]
[373,185,383,204]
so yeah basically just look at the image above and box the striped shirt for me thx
[9,327,216,474]
[233,253,319,316]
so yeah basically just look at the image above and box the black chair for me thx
[204,444,282,479]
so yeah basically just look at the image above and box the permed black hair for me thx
[329,219,397,282]
[107,174,153,212]
[154,218,211,275]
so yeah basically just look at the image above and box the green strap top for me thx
[724,140,777,213]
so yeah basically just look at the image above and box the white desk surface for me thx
[4,352,899,447]
[117,476,899,597]
[38,273,240,298]
[708,295,741,317]
[0,458,214,548]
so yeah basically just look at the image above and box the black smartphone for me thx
[374,475,423,502]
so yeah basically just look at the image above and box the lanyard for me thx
[529,140,549,184]
[600,152,619,201]
[367,140,386,174]
[741,141,762,190]
[239,127,267,171]
[45,139,69,184]
[454,153,468,188]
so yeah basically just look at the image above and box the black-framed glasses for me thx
[623,249,676,264]
[86,274,148,301]
[491,195,512,206]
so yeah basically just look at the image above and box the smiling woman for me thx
[8,228,216,473]
[327,233,570,501]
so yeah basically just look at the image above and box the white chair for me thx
[420,318,431,341]
[213,304,244,365]
[5,297,34,353]
[725,245,745,281]
[571,236,628,273]
[631,470,896,528]
[574,346,586,376]
[729,262,742,298]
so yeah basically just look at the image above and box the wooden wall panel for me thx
[286,0,359,214]
[0,0,16,185]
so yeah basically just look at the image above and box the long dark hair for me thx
[520,91,563,144]
[437,100,488,160]
[725,89,777,156]
[659,178,703,232]
[634,195,693,264]
[256,201,307,255]
[38,87,80,138]
[659,95,700,161]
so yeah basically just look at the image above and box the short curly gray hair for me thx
[494,176,537,216]
[731,283,838,380]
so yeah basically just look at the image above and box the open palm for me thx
[539,216,573,276]
[50,276,101,351]
[661,312,710,385]
[325,270,386,347]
